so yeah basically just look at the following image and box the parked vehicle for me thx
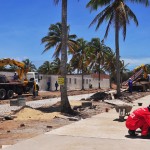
[0,58,40,99]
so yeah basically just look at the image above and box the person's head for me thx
[147,105,150,111]
[129,78,132,81]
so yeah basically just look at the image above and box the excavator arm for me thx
[0,58,29,80]
[133,64,148,79]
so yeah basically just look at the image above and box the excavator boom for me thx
[0,58,29,80]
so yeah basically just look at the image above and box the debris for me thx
[82,102,92,108]
[89,92,109,101]
[20,123,25,127]
[46,125,53,128]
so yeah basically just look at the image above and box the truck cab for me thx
[26,72,41,90]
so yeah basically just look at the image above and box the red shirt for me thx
[126,107,150,135]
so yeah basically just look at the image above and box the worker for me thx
[126,105,150,137]
[55,81,59,91]
[13,72,18,80]
[128,78,133,93]
[47,80,50,91]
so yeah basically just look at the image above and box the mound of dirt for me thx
[14,107,62,121]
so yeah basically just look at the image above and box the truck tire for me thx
[7,90,14,99]
[16,87,23,95]
[0,89,6,100]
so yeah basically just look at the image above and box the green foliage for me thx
[22,59,37,72]
[41,22,77,58]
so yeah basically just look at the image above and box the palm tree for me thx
[22,59,36,72]
[88,38,106,89]
[66,63,74,74]
[103,47,116,88]
[51,57,61,74]
[72,38,89,90]
[38,61,53,74]
[53,0,73,113]
[87,0,149,96]
[120,60,129,87]
[41,22,77,58]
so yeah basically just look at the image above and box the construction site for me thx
[0,57,150,149]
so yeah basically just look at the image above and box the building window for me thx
[74,78,76,84]
[69,78,71,84]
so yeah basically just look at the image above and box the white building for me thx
[39,74,110,91]
[0,72,110,91]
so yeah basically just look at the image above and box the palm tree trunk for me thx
[115,13,121,97]
[81,57,84,90]
[109,72,112,89]
[60,0,72,113]
[98,61,101,89]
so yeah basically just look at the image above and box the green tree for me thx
[120,60,129,87]
[88,38,106,89]
[22,59,36,72]
[51,57,61,74]
[72,38,89,90]
[41,22,77,58]
[103,47,116,88]
[87,0,148,96]
[38,61,53,74]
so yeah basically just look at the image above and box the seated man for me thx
[13,72,18,80]
[126,105,150,137]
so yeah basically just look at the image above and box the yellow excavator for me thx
[133,64,148,80]
[0,58,37,99]
[122,64,150,91]
[0,58,29,80]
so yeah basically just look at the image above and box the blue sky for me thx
[0,0,150,70]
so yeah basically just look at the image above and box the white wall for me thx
[39,74,110,91]
[0,72,110,91]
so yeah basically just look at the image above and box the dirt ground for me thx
[0,87,150,146]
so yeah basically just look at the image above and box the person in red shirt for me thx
[126,105,150,137]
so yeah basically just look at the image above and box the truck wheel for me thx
[7,90,14,99]
[0,89,6,100]
[16,87,23,95]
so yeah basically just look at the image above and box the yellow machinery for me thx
[0,58,37,99]
[133,64,148,79]
[0,58,29,80]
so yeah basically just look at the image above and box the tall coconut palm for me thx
[53,0,73,113]
[87,0,148,96]
[103,47,116,88]
[88,38,106,89]
[72,38,89,90]
[41,22,77,58]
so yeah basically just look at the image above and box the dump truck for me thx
[0,58,38,100]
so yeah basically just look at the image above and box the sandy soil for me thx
[0,87,150,146]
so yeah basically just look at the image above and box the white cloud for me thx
[123,57,150,70]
